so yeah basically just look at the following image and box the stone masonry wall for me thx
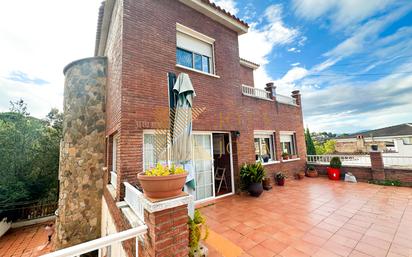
[55,57,107,249]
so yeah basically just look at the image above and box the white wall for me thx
[0,218,11,238]
[394,139,412,156]
[101,197,127,257]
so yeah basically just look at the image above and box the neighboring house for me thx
[335,123,412,156]
[55,0,306,254]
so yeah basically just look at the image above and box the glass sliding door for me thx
[193,134,214,201]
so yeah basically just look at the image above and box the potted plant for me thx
[327,157,341,180]
[295,171,305,180]
[275,172,286,186]
[282,152,289,160]
[188,210,209,257]
[240,162,266,197]
[138,163,187,199]
[306,165,318,177]
[262,177,272,190]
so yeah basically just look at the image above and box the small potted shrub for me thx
[306,165,318,177]
[138,163,187,199]
[240,162,266,197]
[262,177,272,190]
[282,152,289,160]
[295,171,305,180]
[188,210,209,257]
[327,157,341,180]
[275,172,286,186]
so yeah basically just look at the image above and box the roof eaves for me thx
[240,58,260,69]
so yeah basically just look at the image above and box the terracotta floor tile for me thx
[292,240,320,255]
[278,246,309,257]
[236,236,259,251]
[301,233,328,247]
[354,241,389,257]
[247,244,276,257]
[323,240,353,257]
[260,238,288,254]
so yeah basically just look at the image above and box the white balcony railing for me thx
[110,171,117,189]
[124,182,145,223]
[241,84,272,100]
[383,156,412,168]
[307,155,371,167]
[276,94,297,106]
[40,225,147,257]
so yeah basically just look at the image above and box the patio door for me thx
[193,133,214,201]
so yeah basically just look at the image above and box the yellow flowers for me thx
[145,163,187,176]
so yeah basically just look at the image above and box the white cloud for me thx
[211,0,239,15]
[291,62,300,66]
[274,67,309,94]
[239,4,299,88]
[293,0,397,31]
[0,0,101,117]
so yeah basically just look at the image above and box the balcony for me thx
[241,84,298,106]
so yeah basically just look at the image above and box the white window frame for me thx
[254,131,278,165]
[176,23,218,78]
[280,132,298,158]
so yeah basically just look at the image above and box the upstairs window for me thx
[254,132,276,163]
[176,24,215,75]
[280,133,298,156]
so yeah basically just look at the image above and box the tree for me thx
[305,128,316,155]
[0,100,62,211]
[324,140,336,154]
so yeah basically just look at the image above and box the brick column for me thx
[370,151,385,180]
[292,90,301,106]
[140,195,191,257]
[265,82,276,100]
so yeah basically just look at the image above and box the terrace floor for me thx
[200,177,412,257]
[0,222,53,257]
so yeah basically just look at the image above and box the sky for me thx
[0,0,411,133]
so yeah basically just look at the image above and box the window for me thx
[254,132,275,163]
[176,24,214,74]
[403,137,412,145]
[112,135,118,172]
[280,133,298,156]
[176,48,211,73]
[143,133,169,171]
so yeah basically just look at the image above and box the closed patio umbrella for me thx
[171,73,196,189]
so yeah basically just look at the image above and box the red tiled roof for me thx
[201,0,249,28]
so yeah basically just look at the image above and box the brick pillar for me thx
[265,82,276,100]
[141,195,191,257]
[292,90,301,106]
[370,151,385,180]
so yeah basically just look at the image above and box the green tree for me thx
[305,128,316,155]
[324,140,336,154]
[0,100,62,209]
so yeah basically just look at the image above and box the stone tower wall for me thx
[55,57,107,249]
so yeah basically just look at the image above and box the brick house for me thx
[56,0,306,255]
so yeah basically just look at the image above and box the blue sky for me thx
[0,0,411,133]
[216,0,412,133]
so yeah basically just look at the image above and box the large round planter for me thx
[276,178,285,186]
[138,172,188,199]
[248,183,263,197]
[327,167,340,180]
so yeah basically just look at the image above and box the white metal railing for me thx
[40,225,147,257]
[276,94,297,106]
[110,171,117,189]
[241,84,272,100]
[124,182,145,223]
[383,156,412,168]
[307,155,371,167]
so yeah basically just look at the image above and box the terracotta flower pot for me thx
[296,172,305,180]
[262,178,272,190]
[307,169,318,177]
[138,172,188,199]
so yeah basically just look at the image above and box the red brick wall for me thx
[106,0,306,193]
[240,65,254,86]
[313,164,412,186]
